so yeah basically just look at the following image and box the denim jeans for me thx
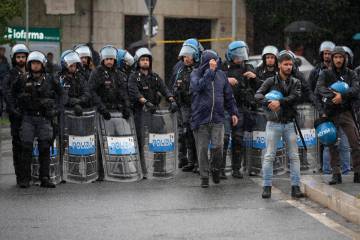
[193,123,224,179]
[263,121,301,187]
[322,127,351,174]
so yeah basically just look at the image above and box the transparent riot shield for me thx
[62,110,98,183]
[31,137,61,184]
[246,108,287,176]
[144,109,178,179]
[295,104,319,173]
[98,112,142,182]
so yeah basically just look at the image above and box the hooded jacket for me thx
[190,50,238,130]
[315,49,359,116]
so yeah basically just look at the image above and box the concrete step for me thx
[301,174,360,225]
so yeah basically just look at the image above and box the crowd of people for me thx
[1,38,359,199]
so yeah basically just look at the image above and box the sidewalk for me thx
[301,173,360,225]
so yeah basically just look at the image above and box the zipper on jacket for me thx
[209,81,215,122]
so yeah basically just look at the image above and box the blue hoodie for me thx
[190,50,238,130]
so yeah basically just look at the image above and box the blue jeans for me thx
[263,121,301,187]
[322,127,351,174]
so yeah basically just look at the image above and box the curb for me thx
[301,175,360,225]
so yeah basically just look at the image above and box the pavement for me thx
[1,121,359,240]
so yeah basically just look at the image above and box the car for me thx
[247,55,314,80]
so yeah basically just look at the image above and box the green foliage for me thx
[0,0,23,45]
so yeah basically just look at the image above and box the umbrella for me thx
[284,21,321,33]
[128,39,156,55]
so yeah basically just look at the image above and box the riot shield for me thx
[98,112,142,182]
[62,110,98,183]
[31,137,61,185]
[246,108,287,176]
[295,104,319,173]
[144,109,178,179]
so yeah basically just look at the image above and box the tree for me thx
[0,0,23,45]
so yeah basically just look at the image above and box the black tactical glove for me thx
[101,110,111,120]
[73,104,83,117]
[45,109,58,118]
[122,108,131,120]
[144,100,157,114]
[168,100,178,113]
[68,98,81,107]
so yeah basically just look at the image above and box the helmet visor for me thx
[232,47,248,61]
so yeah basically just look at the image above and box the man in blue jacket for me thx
[190,50,238,188]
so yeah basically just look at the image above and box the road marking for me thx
[251,178,360,240]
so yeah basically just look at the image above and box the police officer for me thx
[223,40,261,178]
[169,39,203,170]
[16,51,62,188]
[343,46,354,70]
[128,47,178,179]
[173,40,199,173]
[316,46,360,185]
[89,45,131,181]
[58,50,90,115]
[74,44,94,81]
[308,41,335,93]
[3,44,29,186]
[256,45,279,81]
[116,49,134,78]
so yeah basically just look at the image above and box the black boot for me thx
[211,169,220,184]
[232,169,243,179]
[354,172,360,183]
[40,177,56,188]
[220,169,227,180]
[291,186,305,198]
[329,173,342,185]
[262,186,271,199]
[201,178,209,188]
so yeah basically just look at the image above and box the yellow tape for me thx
[156,37,234,44]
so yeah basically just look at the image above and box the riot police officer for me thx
[223,40,261,178]
[3,44,29,186]
[169,39,203,170]
[128,47,178,178]
[173,40,199,173]
[89,45,131,180]
[74,44,94,81]
[58,50,90,115]
[16,51,62,188]
[116,49,135,78]
[256,45,279,81]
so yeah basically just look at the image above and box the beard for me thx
[16,61,26,68]
[140,65,149,70]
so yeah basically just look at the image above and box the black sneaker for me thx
[40,178,56,188]
[291,186,305,198]
[201,178,209,188]
[329,173,342,185]
[232,169,243,179]
[220,170,227,180]
[19,181,30,188]
[182,163,194,172]
[193,166,199,174]
[262,186,271,199]
[211,169,220,184]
